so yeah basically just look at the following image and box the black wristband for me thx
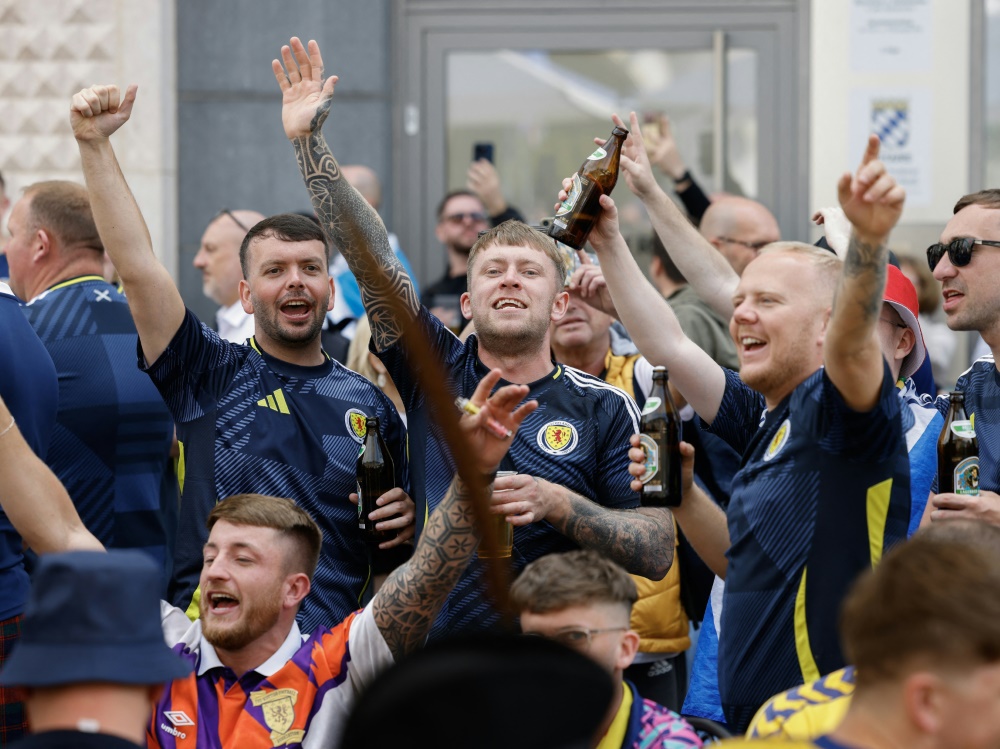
[673,169,692,185]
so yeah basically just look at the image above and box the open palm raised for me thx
[272,37,338,141]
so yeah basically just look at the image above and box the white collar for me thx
[197,621,305,677]
[217,300,249,326]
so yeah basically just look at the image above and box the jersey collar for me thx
[196,621,304,678]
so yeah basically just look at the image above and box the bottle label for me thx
[954,456,980,496]
[637,433,659,484]
[588,147,607,160]
[641,397,662,415]
[556,173,585,216]
[951,420,976,439]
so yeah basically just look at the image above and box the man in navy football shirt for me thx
[273,36,675,640]
[6,180,177,588]
[70,83,414,632]
[926,190,1000,526]
[592,115,911,731]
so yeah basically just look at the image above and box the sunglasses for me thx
[442,211,488,225]
[214,208,251,234]
[926,237,1000,271]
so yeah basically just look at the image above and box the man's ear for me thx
[326,275,336,313]
[460,291,473,321]
[33,228,52,263]
[616,630,641,671]
[903,671,945,735]
[550,290,569,322]
[283,572,311,610]
[898,328,916,361]
[239,279,253,314]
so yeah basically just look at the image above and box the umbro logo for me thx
[164,711,194,727]
[257,388,290,414]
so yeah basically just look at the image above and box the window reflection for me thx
[446,48,758,249]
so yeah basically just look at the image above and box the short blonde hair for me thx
[208,494,322,580]
[466,220,567,290]
[758,241,843,295]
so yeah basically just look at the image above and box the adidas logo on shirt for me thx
[257,388,290,414]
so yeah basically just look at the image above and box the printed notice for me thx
[851,0,932,72]
[849,88,932,207]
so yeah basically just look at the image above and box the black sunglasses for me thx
[214,208,251,234]
[926,237,1000,271]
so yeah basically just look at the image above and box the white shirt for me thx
[216,301,255,344]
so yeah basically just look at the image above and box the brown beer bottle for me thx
[356,417,395,544]
[638,367,682,506]
[549,126,629,250]
[937,391,979,495]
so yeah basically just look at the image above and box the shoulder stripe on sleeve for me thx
[563,366,641,432]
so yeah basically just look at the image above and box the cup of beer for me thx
[479,470,516,559]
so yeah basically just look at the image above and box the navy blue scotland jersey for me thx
[706,364,910,732]
[0,283,58,619]
[23,276,177,589]
[377,307,641,639]
[142,310,408,631]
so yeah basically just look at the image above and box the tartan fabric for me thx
[0,614,26,746]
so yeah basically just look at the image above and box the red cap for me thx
[883,264,926,380]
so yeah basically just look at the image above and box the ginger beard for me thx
[200,576,285,652]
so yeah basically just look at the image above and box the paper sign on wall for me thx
[849,88,932,207]
[851,0,933,73]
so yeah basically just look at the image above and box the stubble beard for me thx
[201,593,282,652]
[253,292,328,347]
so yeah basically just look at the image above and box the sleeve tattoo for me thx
[548,490,675,580]
[292,118,420,351]
[839,234,887,325]
[373,478,480,659]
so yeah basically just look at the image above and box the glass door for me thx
[393,4,806,283]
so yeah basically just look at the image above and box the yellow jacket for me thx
[603,349,690,654]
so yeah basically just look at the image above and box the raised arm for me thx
[824,135,905,411]
[0,395,102,554]
[575,182,727,424]
[617,112,739,319]
[372,370,537,658]
[71,85,186,364]
[273,37,419,352]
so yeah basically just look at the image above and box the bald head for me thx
[700,197,781,276]
[341,165,382,210]
[194,209,266,307]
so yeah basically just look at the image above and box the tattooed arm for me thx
[824,134,905,412]
[490,474,674,580]
[272,37,419,352]
[372,370,538,659]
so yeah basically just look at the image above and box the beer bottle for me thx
[356,417,395,544]
[938,391,979,495]
[549,126,629,250]
[638,367,682,506]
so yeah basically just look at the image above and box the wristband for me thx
[673,170,692,185]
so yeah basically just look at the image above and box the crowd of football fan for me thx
[0,35,997,749]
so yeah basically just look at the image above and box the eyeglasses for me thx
[214,208,251,234]
[716,236,772,252]
[442,211,488,225]
[926,237,1000,271]
[879,317,907,330]
[524,626,628,651]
